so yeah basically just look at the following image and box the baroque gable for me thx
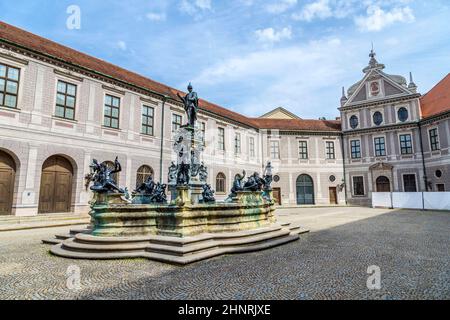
[342,50,417,108]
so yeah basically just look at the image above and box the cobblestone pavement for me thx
[0,207,448,300]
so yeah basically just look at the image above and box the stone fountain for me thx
[46,84,308,265]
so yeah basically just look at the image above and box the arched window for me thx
[102,161,119,184]
[136,165,154,188]
[216,173,226,193]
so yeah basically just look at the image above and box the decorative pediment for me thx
[345,70,413,106]
[369,162,393,171]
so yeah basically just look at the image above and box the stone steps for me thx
[48,223,309,265]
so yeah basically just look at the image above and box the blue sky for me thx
[1,0,449,119]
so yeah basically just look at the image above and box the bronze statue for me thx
[198,162,208,183]
[228,171,246,198]
[263,162,274,191]
[168,162,178,185]
[89,157,124,194]
[177,161,190,185]
[243,172,266,192]
[135,175,156,195]
[202,184,216,203]
[177,83,198,127]
[149,183,167,203]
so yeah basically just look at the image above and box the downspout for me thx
[159,96,168,184]
[418,122,428,192]
[418,122,428,211]
[340,133,348,205]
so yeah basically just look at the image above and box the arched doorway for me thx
[39,155,74,214]
[376,176,391,192]
[296,174,314,205]
[0,150,16,215]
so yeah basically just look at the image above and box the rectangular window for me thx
[353,176,365,196]
[218,127,225,151]
[235,133,241,154]
[172,114,182,132]
[403,174,417,192]
[141,105,154,136]
[351,140,361,159]
[55,80,77,120]
[299,141,308,159]
[103,94,120,129]
[270,141,280,159]
[249,137,255,157]
[326,141,335,159]
[200,122,206,146]
[399,134,413,154]
[0,63,20,109]
[374,137,386,157]
[436,184,445,192]
[429,128,440,151]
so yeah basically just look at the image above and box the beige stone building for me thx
[0,22,448,216]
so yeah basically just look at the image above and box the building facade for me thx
[0,22,448,216]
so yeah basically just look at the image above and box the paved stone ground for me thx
[0,207,448,300]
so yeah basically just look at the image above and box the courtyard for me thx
[0,207,448,300]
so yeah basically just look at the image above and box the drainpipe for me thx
[159,96,168,184]
[417,122,428,192]
[340,133,348,205]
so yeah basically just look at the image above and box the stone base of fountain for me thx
[48,190,309,265]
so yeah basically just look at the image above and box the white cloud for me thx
[265,0,298,14]
[116,41,127,51]
[180,0,212,16]
[292,0,332,21]
[355,5,415,31]
[255,27,293,43]
[146,12,167,22]
[191,37,350,118]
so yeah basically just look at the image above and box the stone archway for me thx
[0,150,16,215]
[39,155,74,214]
[296,174,315,205]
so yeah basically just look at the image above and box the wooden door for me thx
[0,151,15,215]
[273,187,282,205]
[39,156,73,214]
[329,187,338,205]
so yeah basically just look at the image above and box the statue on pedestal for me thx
[135,175,156,195]
[263,162,274,191]
[177,162,190,185]
[168,162,177,185]
[199,162,208,183]
[89,157,125,194]
[177,83,199,127]
[243,172,266,192]
[202,184,216,203]
[149,183,167,203]
[228,171,246,198]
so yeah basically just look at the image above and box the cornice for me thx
[339,93,421,112]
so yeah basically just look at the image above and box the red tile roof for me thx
[0,20,341,132]
[252,118,342,132]
[420,73,450,118]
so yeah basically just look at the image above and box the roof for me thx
[0,20,341,132]
[251,118,341,132]
[260,107,301,120]
[420,73,450,118]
